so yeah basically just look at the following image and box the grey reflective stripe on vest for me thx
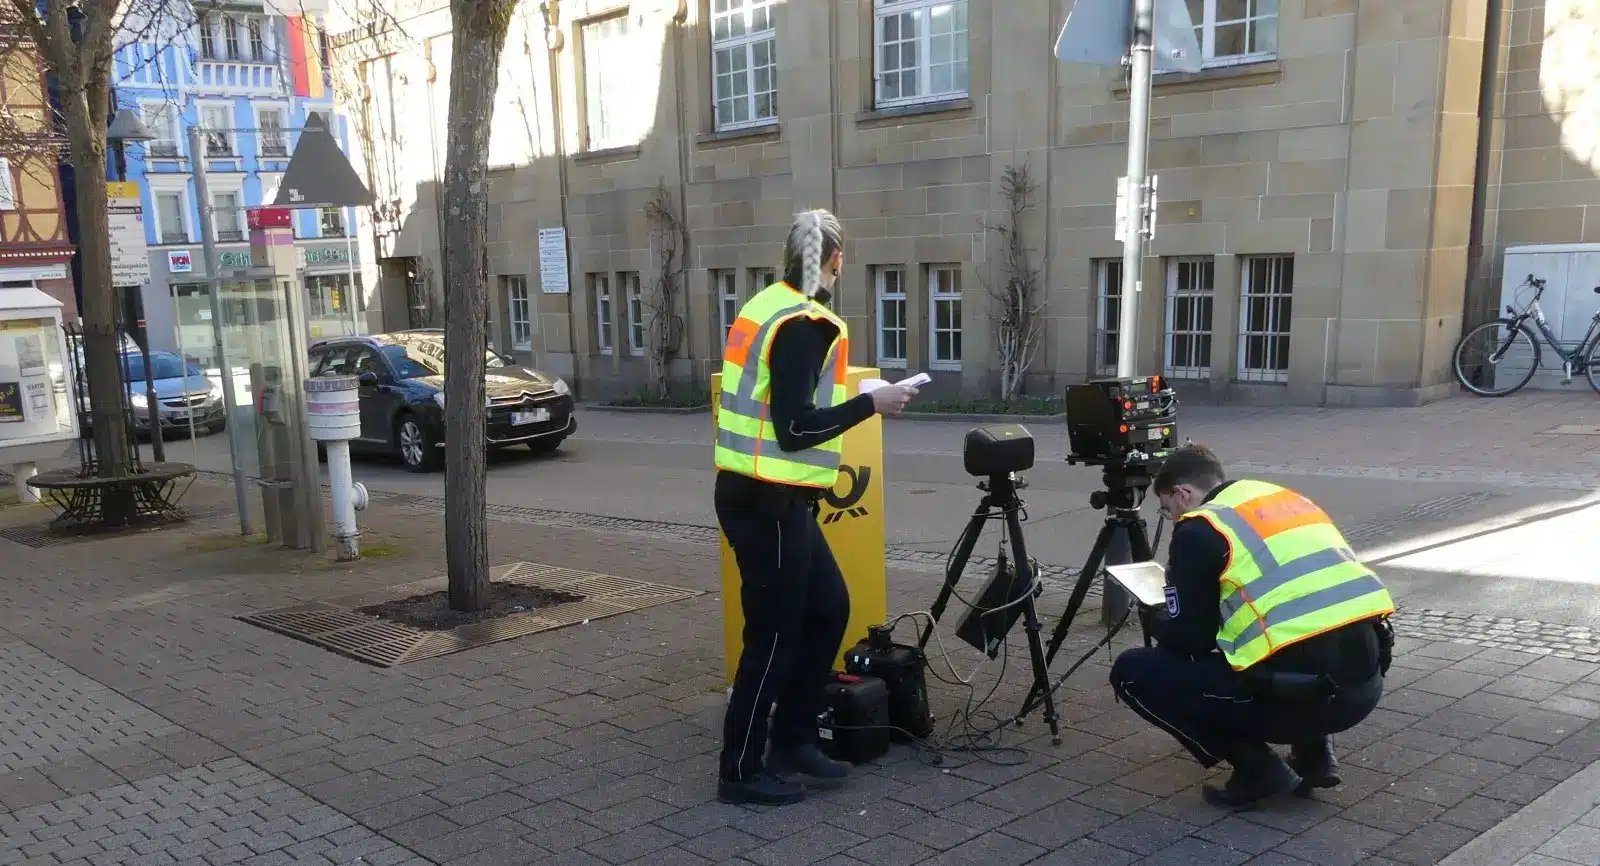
[1215,545,1364,625]
[733,302,815,406]
[714,427,840,469]
[815,342,844,408]
[1217,573,1389,654]
[721,313,846,421]
[1198,502,1366,602]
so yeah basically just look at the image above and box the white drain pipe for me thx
[305,375,368,561]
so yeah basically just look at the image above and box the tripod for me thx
[917,472,1062,745]
[1017,465,1156,724]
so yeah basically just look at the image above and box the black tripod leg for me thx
[1044,521,1117,666]
[1125,517,1155,647]
[1004,506,1061,743]
[918,495,993,653]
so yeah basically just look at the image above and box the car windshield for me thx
[121,354,201,382]
[378,339,507,380]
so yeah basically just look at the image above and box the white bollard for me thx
[305,376,363,562]
[12,461,37,504]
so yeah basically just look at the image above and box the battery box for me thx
[844,633,933,742]
[817,673,891,764]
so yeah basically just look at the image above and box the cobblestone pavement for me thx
[2,487,1600,865]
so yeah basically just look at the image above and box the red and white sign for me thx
[167,250,193,273]
[247,207,293,230]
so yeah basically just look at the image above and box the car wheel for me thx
[397,415,442,472]
[526,437,564,456]
[206,420,226,434]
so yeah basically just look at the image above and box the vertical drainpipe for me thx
[1465,0,1507,331]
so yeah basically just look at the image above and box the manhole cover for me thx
[1544,424,1600,436]
[236,561,704,667]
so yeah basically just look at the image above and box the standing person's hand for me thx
[870,384,918,416]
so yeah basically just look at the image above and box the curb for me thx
[897,411,1065,424]
[1439,755,1600,866]
[585,403,711,415]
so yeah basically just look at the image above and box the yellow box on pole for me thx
[712,367,888,682]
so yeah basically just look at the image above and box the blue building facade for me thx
[112,8,366,369]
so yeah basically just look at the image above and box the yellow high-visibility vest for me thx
[714,282,850,488]
[1181,480,1397,671]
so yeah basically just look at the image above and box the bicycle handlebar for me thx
[1526,274,1547,298]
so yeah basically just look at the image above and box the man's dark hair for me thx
[1152,443,1226,495]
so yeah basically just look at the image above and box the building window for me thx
[1094,259,1122,375]
[1164,256,1215,379]
[876,267,908,369]
[715,270,739,341]
[582,15,635,151]
[624,272,645,356]
[141,102,180,156]
[248,18,265,61]
[874,0,969,108]
[318,28,331,67]
[200,104,233,156]
[0,159,13,210]
[223,16,241,60]
[928,265,961,371]
[1189,0,1278,68]
[319,207,345,237]
[211,191,243,241]
[1238,255,1293,382]
[749,267,776,294]
[198,15,216,59]
[711,0,778,131]
[156,192,187,244]
[592,274,614,355]
[505,275,532,350]
[256,106,287,156]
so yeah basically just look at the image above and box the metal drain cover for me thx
[236,561,704,667]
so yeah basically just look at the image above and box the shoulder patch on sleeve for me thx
[1164,584,1180,617]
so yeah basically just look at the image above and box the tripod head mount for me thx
[1087,464,1153,513]
[978,472,1027,498]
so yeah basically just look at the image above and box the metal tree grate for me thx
[235,561,703,667]
[0,507,231,549]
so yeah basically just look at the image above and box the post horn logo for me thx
[821,465,871,524]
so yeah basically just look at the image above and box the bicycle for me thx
[1452,274,1600,397]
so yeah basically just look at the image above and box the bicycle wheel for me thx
[1586,337,1600,395]
[1453,318,1540,396]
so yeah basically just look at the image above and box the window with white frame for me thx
[749,267,776,293]
[0,159,16,211]
[141,102,180,157]
[211,191,243,241]
[155,191,187,244]
[1163,256,1215,379]
[624,272,645,356]
[200,104,234,156]
[505,275,533,350]
[1186,0,1278,68]
[1238,255,1293,382]
[592,274,614,355]
[223,16,241,59]
[715,270,740,341]
[1093,259,1123,375]
[928,265,962,370]
[319,207,345,237]
[198,14,216,59]
[711,0,778,131]
[874,0,969,108]
[875,267,908,369]
[256,106,287,156]
[248,17,265,61]
[582,15,636,151]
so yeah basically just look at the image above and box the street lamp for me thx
[106,106,163,462]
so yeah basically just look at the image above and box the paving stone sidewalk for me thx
[2,486,1600,865]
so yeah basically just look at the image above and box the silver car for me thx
[79,351,228,437]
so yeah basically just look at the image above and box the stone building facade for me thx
[332,0,1600,406]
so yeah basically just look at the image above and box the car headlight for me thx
[432,392,445,409]
[209,382,223,402]
[550,377,570,396]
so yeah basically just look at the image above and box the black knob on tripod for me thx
[1089,490,1109,510]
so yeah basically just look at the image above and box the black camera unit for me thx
[1064,375,1179,470]
[962,423,1035,477]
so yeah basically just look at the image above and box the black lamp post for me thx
[105,106,165,462]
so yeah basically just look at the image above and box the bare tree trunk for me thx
[442,0,514,611]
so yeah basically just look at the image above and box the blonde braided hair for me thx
[782,208,843,299]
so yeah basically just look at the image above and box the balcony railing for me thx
[195,58,283,96]
[148,141,181,158]
[260,142,288,158]
[217,230,245,242]
[160,231,189,244]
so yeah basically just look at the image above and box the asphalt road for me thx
[139,397,1600,630]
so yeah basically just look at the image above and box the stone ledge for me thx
[695,123,780,148]
[854,97,974,128]
[572,144,643,165]
[1113,59,1283,98]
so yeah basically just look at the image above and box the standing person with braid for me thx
[713,209,919,805]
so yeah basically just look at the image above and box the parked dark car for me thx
[309,329,576,472]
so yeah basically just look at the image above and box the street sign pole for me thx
[1116,0,1155,380]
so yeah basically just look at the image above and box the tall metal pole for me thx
[1103,0,1156,626]
[1115,0,1154,380]
[189,125,253,535]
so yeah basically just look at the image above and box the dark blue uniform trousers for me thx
[1110,647,1383,768]
[717,493,850,782]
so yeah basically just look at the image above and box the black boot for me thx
[1288,736,1341,795]
[717,770,806,806]
[768,744,851,787]
[1202,742,1302,811]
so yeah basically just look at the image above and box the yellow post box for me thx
[711,367,888,682]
